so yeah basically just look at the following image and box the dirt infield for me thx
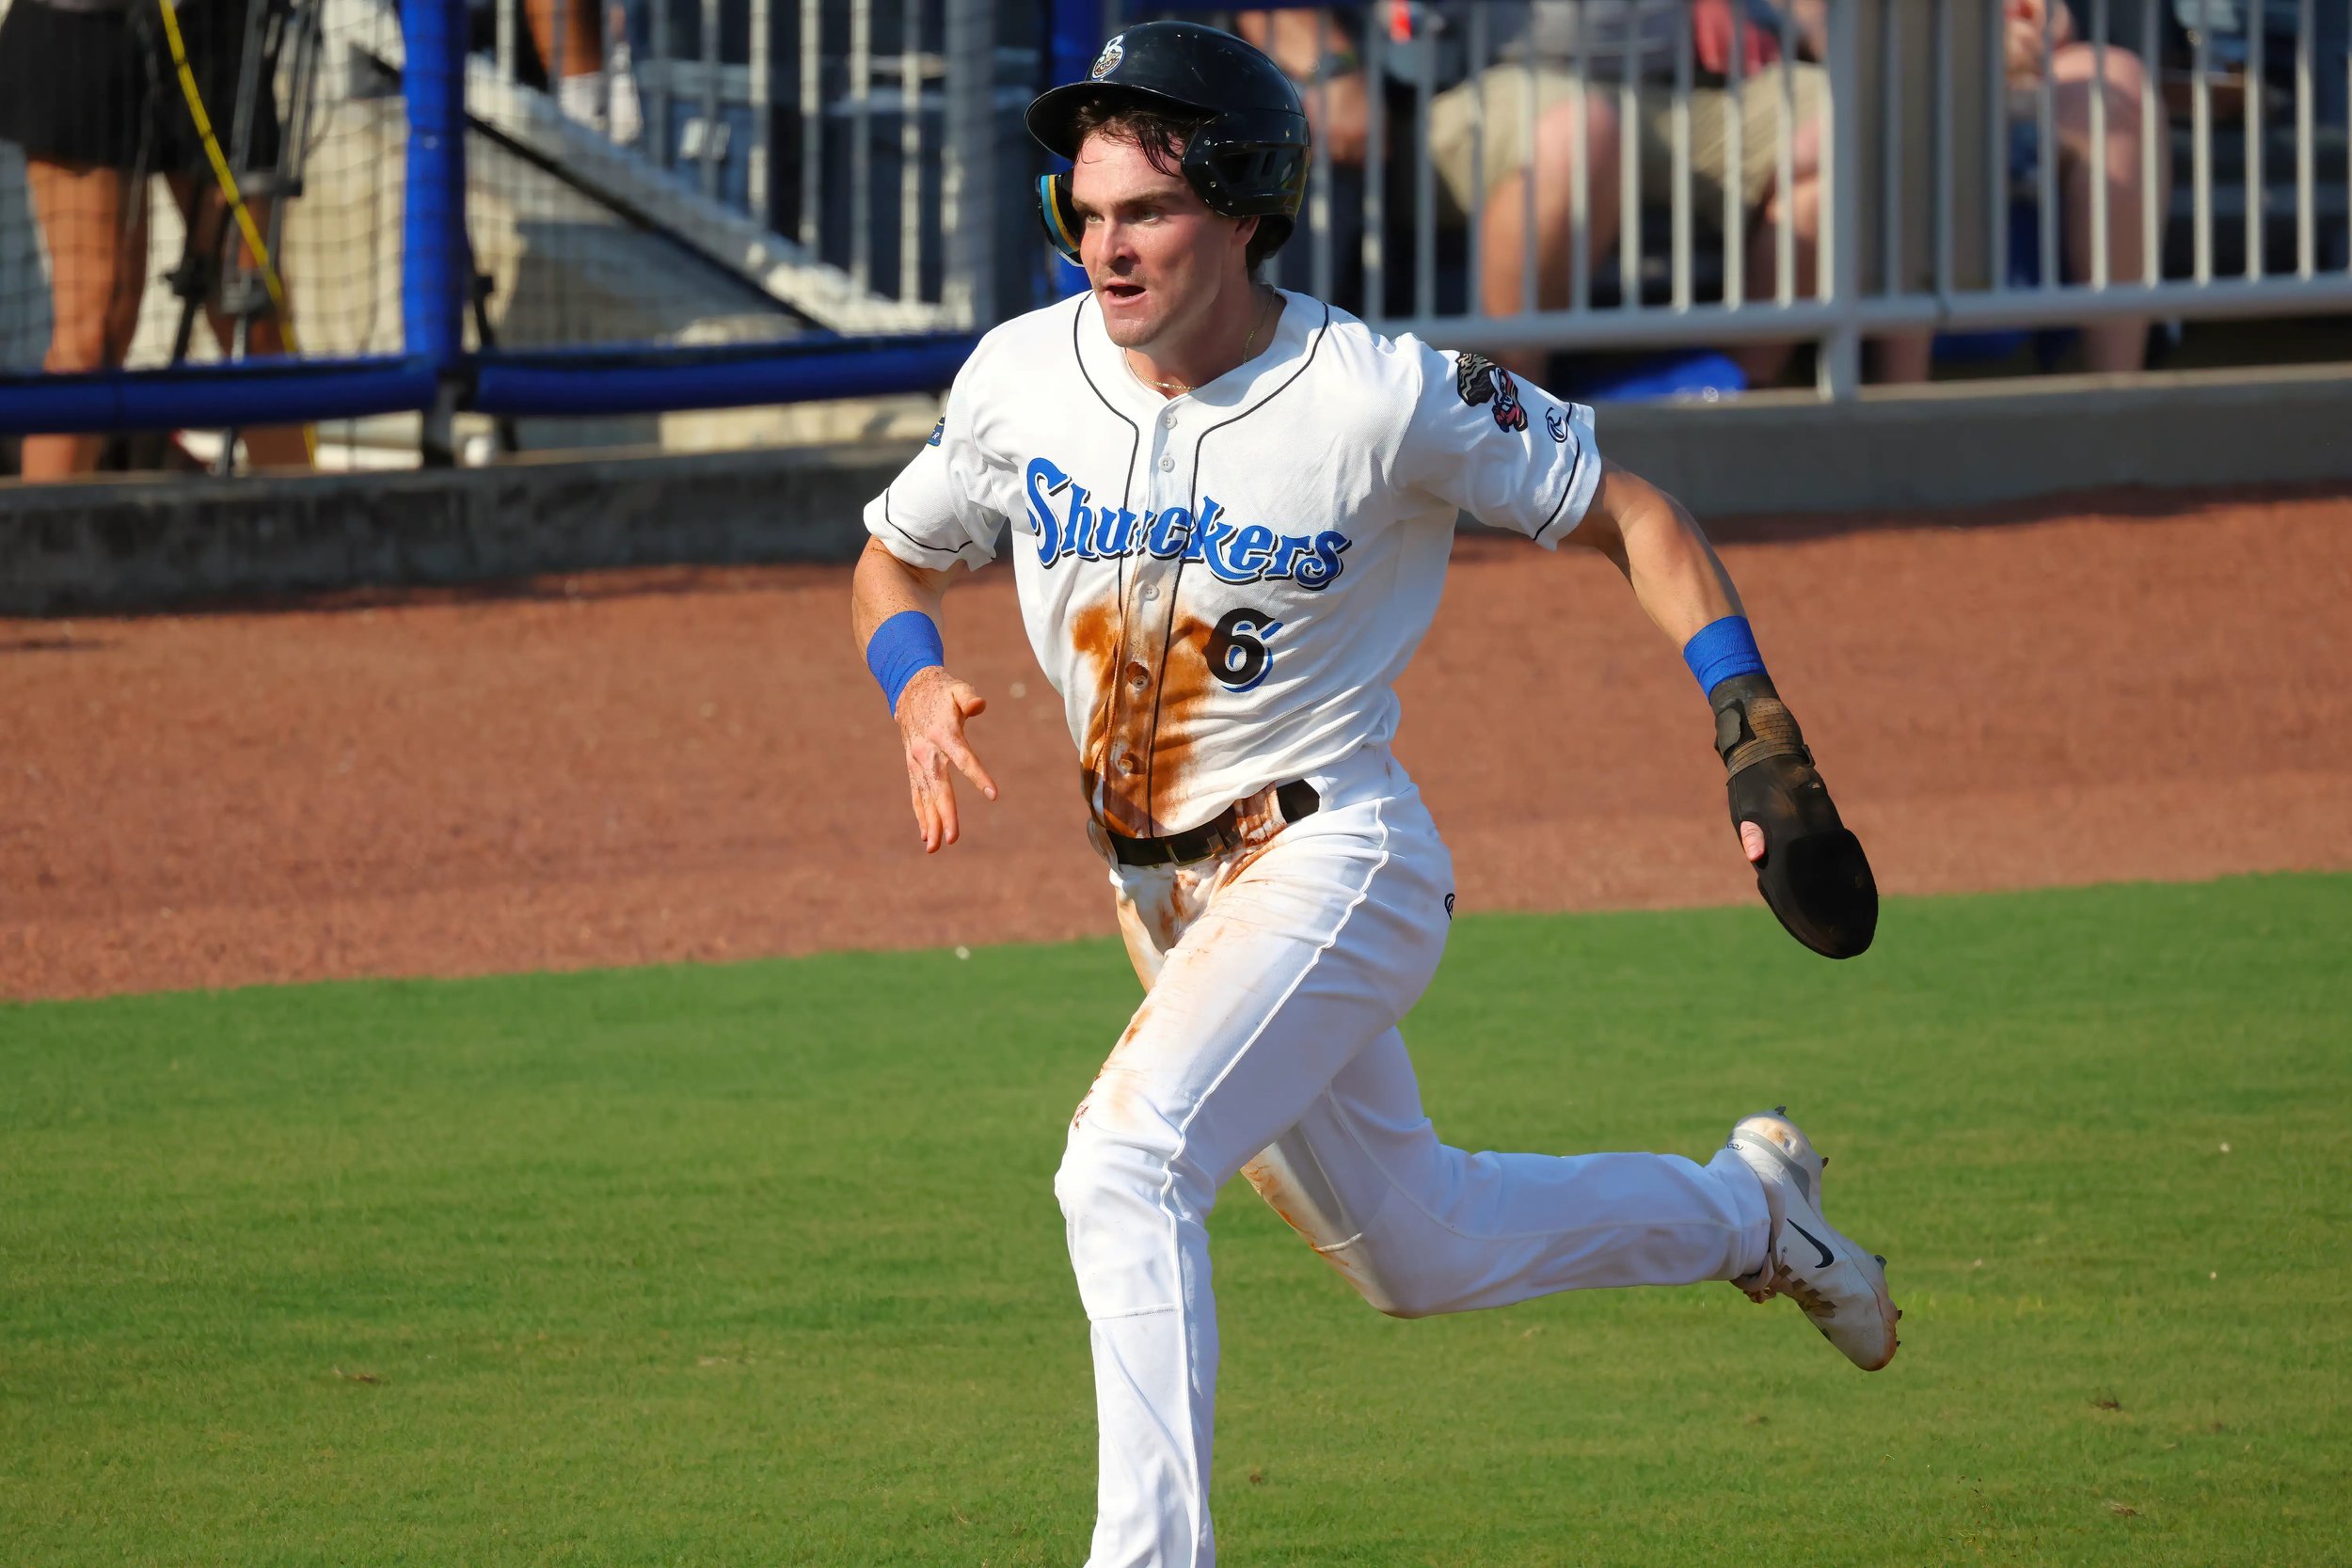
[5,485,2348,1002]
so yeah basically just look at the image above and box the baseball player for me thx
[850,23,1890,1566]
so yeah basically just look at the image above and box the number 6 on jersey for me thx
[1207,609,1281,692]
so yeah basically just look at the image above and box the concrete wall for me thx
[0,444,882,616]
[5,363,2348,617]
[1597,363,2352,519]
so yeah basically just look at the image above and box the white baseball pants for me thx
[1057,747,1773,1568]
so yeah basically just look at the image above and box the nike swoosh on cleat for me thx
[1787,1219,1836,1269]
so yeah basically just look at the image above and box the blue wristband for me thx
[1682,614,1767,694]
[866,610,946,716]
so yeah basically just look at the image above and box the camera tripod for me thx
[148,0,516,472]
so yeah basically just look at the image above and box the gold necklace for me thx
[1132,290,1277,395]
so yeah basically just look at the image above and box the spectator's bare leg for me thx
[529,0,608,126]
[169,176,310,471]
[19,159,147,482]
[1482,91,1621,380]
[1871,332,1935,383]
[1731,115,1822,387]
[2051,43,2164,372]
[1234,12,1369,165]
[527,0,604,75]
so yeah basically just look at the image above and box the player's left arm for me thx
[1393,345,1872,955]
[1569,463,1880,958]
[1564,461,1744,646]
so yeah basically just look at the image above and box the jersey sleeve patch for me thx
[1397,341,1602,548]
[1454,352,1529,435]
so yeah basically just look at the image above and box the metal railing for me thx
[1137,0,2352,400]
[465,0,1017,333]
[7,0,2348,455]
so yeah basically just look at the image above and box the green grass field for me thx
[5,874,2347,1566]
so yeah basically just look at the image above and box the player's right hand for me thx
[895,666,999,854]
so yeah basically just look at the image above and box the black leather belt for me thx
[1106,781,1321,867]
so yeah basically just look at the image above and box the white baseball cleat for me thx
[1725,1107,1900,1371]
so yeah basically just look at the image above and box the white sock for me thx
[558,72,606,130]
[606,43,643,145]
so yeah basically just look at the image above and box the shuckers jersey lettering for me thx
[865,289,1603,837]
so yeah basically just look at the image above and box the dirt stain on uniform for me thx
[1072,1064,1152,1132]
[1071,594,1216,840]
[1219,789,1296,885]
[1073,991,1167,1129]
[1110,997,1154,1057]
[1113,890,1168,985]
[1240,1155,1371,1293]
[1240,1158,1311,1233]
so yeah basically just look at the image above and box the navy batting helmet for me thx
[1027,21,1311,266]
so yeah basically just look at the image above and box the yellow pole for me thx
[154,0,319,465]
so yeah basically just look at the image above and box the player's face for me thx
[1070,132,1254,351]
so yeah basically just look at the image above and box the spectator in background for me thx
[1245,3,1823,385]
[0,0,309,480]
[1423,1,1828,386]
[470,0,638,139]
[1236,8,1371,168]
[1238,1,2171,385]
[1780,0,2168,378]
[534,0,608,127]
[1838,0,1999,372]
[1985,0,2169,374]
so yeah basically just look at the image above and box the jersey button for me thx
[1124,661,1150,692]
[1157,455,1174,471]
[1161,411,1177,429]
[1115,752,1137,777]
[1139,583,1159,601]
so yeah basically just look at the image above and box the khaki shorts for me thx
[1426,61,1829,231]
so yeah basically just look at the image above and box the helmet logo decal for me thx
[1090,35,1124,79]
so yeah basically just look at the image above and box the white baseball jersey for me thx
[864,288,1603,838]
[868,288,1794,1568]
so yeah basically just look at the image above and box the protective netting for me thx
[3,0,2345,464]
[453,0,1036,354]
[0,0,407,374]
[449,0,974,352]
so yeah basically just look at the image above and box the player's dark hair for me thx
[1067,100,1280,276]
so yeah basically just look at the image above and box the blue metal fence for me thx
[0,0,985,449]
